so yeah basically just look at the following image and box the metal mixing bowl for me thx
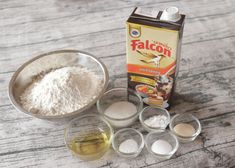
[8,50,109,120]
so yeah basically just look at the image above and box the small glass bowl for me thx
[169,114,201,143]
[145,131,179,160]
[97,88,143,128]
[139,106,170,132]
[112,128,144,158]
[64,114,113,161]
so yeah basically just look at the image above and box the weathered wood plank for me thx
[1,0,234,27]
[0,15,234,76]
[0,0,234,73]
[1,5,234,49]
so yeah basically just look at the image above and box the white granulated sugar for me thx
[104,101,137,119]
[20,66,102,116]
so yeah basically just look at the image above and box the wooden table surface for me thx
[1,0,235,167]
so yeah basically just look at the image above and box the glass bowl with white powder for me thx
[139,106,170,132]
[8,50,109,119]
[145,131,179,160]
[112,128,144,158]
[97,88,143,128]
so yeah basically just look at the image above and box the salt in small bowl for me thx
[112,128,144,158]
[145,131,179,160]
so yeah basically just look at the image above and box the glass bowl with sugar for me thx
[97,88,143,128]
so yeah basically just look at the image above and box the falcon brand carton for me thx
[126,7,185,109]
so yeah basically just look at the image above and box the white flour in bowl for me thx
[20,66,102,116]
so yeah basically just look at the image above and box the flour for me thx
[144,115,168,128]
[20,66,102,116]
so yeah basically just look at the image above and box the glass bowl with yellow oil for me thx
[64,114,113,160]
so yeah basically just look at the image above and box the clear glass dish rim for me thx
[97,88,143,121]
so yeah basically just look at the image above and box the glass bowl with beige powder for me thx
[97,88,143,128]
[169,114,201,143]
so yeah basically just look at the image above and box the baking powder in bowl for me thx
[144,115,168,127]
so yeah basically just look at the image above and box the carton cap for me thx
[160,7,181,22]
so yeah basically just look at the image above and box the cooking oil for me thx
[68,131,110,160]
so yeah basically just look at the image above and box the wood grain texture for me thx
[0,0,235,167]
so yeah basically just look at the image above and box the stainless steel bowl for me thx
[8,50,109,120]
